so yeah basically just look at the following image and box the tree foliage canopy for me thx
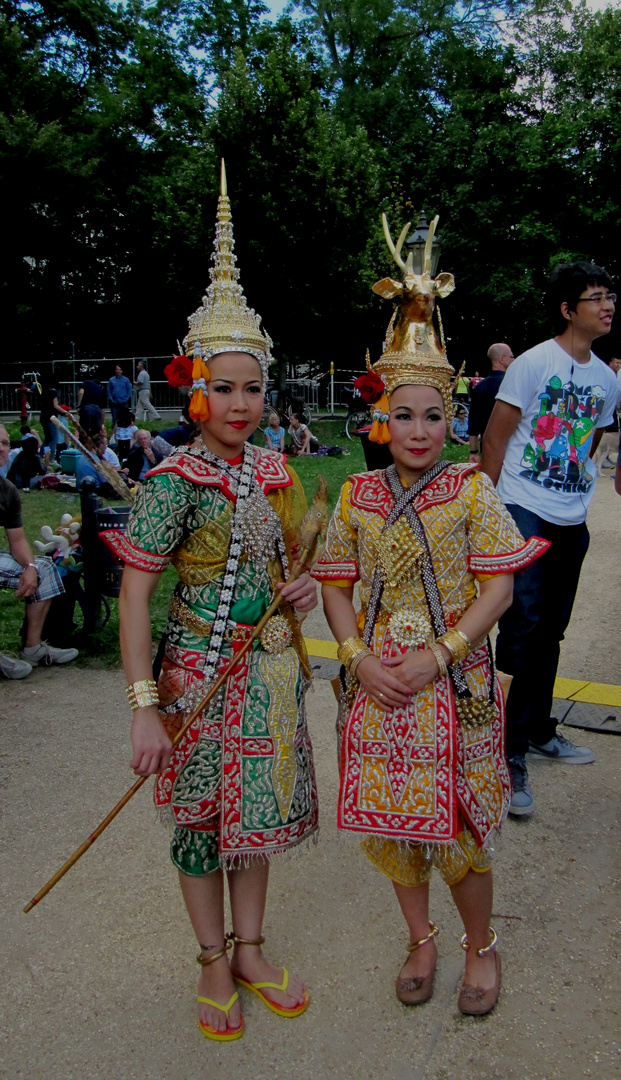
[1,0,619,373]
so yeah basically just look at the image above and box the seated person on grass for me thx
[451,405,469,445]
[287,412,319,456]
[0,424,78,679]
[264,413,285,454]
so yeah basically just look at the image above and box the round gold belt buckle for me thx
[260,615,292,655]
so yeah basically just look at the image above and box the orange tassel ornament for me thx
[368,392,391,444]
[189,357,211,422]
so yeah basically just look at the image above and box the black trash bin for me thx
[96,505,132,597]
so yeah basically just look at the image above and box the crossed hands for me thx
[356,649,440,712]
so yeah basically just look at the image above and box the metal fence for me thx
[0,380,190,417]
[0,360,365,416]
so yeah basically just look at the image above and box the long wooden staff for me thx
[51,416,134,505]
[23,477,328,913]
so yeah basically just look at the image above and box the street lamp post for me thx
[406,213,442,276]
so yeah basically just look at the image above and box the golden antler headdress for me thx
[370,212,457,426]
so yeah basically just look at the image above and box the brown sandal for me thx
[457,927,501,1016]
[396,922,439,1006]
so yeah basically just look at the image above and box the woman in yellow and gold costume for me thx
[103,164,318,1042]
[313,213,548,1016]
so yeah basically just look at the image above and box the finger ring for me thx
[379,692,384,698]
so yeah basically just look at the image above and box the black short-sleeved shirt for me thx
[40,387,60,423]
[468,371,506,438]
[80,380,105,408]
[0,476,23,530]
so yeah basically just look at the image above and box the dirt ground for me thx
[1,479,620,1080]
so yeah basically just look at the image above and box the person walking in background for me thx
[107,364,133,437]
[77,371,106,436]
[39,378,64,468]
[135,360,161,421]
[480,262,617,818]
[468,343,515,463]
[16,377,30,420]
[454,371,469,404]
[590,345,621,472]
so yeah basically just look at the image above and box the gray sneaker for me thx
[21,642,79,666]
[528,732,595,764]
[0,653,33,679]
[508,755,534,817]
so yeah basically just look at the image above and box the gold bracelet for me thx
[337,636,373,676]
[437,628,471,665]
[429,642,448,678]
[349,646,374,678]
[126,678,160,711]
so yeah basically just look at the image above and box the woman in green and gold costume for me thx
[103,164,318,1042]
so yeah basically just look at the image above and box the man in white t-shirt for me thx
[135,361,161,421]
[480,262,617,817]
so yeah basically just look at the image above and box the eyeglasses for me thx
[576,292,616,305]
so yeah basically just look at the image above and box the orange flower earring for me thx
[189,354,211,422]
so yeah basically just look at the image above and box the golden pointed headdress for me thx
[370,212,457,419]
[184,160,272,382]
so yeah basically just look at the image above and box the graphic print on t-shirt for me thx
[520,373,607,492]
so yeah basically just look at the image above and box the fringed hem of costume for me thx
[217,827,319,872]
[100,530,172,572]
[171,824,319,876]
[469,535,551,575]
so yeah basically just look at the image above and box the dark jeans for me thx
[80,404,102,436]
[109,400,131,425]
[495,505,590,759]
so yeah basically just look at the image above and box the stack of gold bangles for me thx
[436,628,471,666]
[337,635,374,678]
[126,678,160,711]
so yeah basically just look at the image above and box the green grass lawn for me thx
[0,417,468,666]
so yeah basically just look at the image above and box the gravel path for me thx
[1,479,619,1080]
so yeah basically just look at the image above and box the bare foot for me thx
[463,949,498,992]
[197,953,241,1033]
[397,937,438,984]
[230,943,306,1010]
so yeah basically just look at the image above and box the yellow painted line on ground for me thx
[569,682,621,707]
[553,677,590,699]
[305,637,621,706]
[304,637,339,659]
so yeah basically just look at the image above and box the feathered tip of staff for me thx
[22,475,330,914]
[52,416,134,504]
[298,475,329,568]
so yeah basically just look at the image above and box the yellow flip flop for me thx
[198,992,245,1041]
[234,970,310,1018]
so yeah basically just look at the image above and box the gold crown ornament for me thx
[184,160,272,401]
[367,212,459,442]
